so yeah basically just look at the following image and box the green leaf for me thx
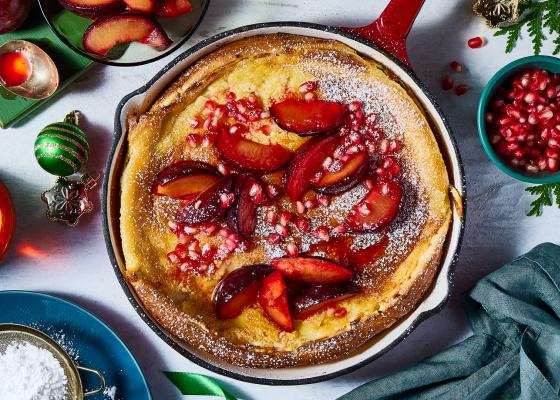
[525,182,560,217]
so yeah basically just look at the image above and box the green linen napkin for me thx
[339,242,560,400]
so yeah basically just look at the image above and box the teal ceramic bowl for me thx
[478,55,560,183]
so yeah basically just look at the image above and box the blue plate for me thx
[0,291,151,399]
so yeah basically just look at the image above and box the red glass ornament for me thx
[0,180,15,264]
[0,50,32,87]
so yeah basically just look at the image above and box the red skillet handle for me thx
[339,0,426,68]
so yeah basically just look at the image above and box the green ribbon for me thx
[164,371,237,400]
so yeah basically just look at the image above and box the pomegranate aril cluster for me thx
[486,68,560,173]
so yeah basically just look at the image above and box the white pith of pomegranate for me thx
[486,68,560,173]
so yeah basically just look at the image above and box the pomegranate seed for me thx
[525,91,539,104]
[334,308,347,318]
[338,126,351,137]
[275,224,288,237]
[267,233,283,245]
[547,157,558,172]
[304,200,316,209]
[519,158,528,167]
[348,101,361,112]
[550,138,560,149]
[167,251,181,264]
[362,179,374,190]
[226,91,236,101]
[177,231,189,244]
[201,243,212,258]
[505,105,521,119]
[365,139,377,155]
[540,109,554,122]
[298,81,316,93]
[346,146,359,155]
[526,163,540,173]
[180,261,194,272]
[441,76,453,91]
[219,228,232,238]
[220,193,233,208]
[505,142,519,153]
[188,116,200,129]
[247,110,260,121]
[201,134,213,148]
[328,160,343,173]
[295,217,310,233]
[184,226,199,235]
[234,113,248,123]
[507,156,520,167]
[388,139,400,153]
[450,61,462,73]
[547,85,557,98]
[175,243,188,259]
[310,172,323,185]
[168,220,179,233]
[490,95,505,111]
[545,147,559,159]
[366,128,384,141]
[333,224,347,234]
[468,37,483,48]
[194,200,202,209]
[200,223,218,237]
[225,238,238,252]
[266,184,280,199]
[187,239,199,252]
[315,194,330,207]
[497,116,513,126]
[205,100,216,111]
[248,183,261,197]
[280,211,292,226]
[312,226,330,241]
[286,242,299,257]
[326,305,337,317]
[490,133,502,145]
[252,192,265,204]
[322,156,333,171]
[186,134,198,148]
[266,210,278,224]
[357,202,371,216]
[296,201,306,214]
[529,148,542,159]
[378,139,390,155]
[485,111,497,124]
[203,117,212,130]
[304,92,317,102]
[260,110,271,119]
[364,113,379,127]
[538,139,549,148]
[456,84,470,96]
[537,156,548,170]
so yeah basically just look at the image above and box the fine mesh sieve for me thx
[0,323,105,399]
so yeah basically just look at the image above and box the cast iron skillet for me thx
[102,0,466,386]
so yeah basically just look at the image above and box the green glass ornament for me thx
[34,111,90,176]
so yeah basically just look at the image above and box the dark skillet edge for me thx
[103,21,467,386]
[0,290,154,399]
[37,0,211,67]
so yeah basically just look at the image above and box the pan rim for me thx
[102,21,467,386]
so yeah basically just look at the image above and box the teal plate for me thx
[0,291,152,399]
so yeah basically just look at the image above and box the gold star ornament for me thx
[472,0,529,28]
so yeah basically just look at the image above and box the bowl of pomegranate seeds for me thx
[478,56,560,183]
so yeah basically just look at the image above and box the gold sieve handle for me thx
[76,366,106,397]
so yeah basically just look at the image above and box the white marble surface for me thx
[2,0,560,398]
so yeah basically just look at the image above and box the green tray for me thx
[0,4,94,129]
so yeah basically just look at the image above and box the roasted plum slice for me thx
[83,14,172,57]
[175,175,234,225]
[270,100,345,136]
[57,0,126,18]
[285,133,341,201]
[122,0,156,13]
[214,129,292,173]
[155,174,220,199]
[271,257,353,284]
[257,271,293,332]
[292,282,359,320]
[212,264,274,319]
[313,151,369,195]
[154,0,193,17]
[152,161,220,197]
[227,173,260,241]
[345,179,403,232]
